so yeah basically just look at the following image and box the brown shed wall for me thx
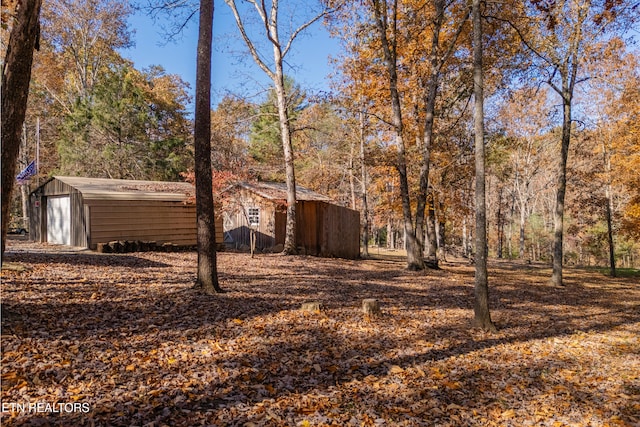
[221,184,360,258]
[85,199,202,249]
[320,202,360,259]
[297,201,360,259]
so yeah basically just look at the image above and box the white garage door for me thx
[47,196,71,245]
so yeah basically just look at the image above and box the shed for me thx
[29,176,222,250]
[221,181,360,259]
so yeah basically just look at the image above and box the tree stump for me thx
[301,302,323,312]
[362,299,381,316]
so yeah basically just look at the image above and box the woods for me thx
[1,0,639,422]
[2,0,638,270]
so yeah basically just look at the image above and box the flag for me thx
[16,160,37,184]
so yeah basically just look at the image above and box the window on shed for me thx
[247,207,260,226]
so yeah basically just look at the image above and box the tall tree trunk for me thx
[415,0,468,268]
[371,0,423,270]
[550,95,571,287]
[349,137,357,210]
[519,206,526,260]
[605,196,615,276]
[194,0,222,293]
[462,217,468,258]
[497,187,503,259]
[507,194,514,258]
[273,60,298,255]
[472,0,496,332]
[603,140,616,277]
[360,111,370,258]
[436,206,446,261]
[426,194,438,259]
[1,0,42,258]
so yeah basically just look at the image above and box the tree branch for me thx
[282,7,331,58]
[224,0,275,80]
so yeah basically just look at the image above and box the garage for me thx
[29,176,222,250]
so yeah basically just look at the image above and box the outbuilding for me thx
[29,176,221,250]
[221,181,360,259]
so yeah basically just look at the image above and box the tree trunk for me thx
[605,199,616,278]
[1,0,42,258]
[496,187,503,259]
[415,54,439,268]
[472,0,496,332]
[462,217,468,258]
[273,63,298,255]
[550,95,571,287]
[194,0,222,293]
[519,206,526,260]
[437,209,446,261]
[260,1,298,256]
[603,142,616,277]
[349,138,357,210]
[426,196,437,259]
[360,111,370,258]
[372,0,423,271]
[507,194,514,258]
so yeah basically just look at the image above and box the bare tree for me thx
[1,0,42,258]
[224,0,331,255]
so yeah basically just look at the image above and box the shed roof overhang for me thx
[32,176,195,202]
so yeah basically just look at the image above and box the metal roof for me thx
[234,181,334,202]
[49,176,195,201]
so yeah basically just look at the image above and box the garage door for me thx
[47,196,71,245]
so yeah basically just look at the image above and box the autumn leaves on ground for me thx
[1,241,638,426]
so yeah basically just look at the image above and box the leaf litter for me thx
[1,240,639,426]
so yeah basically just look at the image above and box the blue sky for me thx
[121,3,341,111]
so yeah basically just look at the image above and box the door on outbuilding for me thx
[47,196,71,245]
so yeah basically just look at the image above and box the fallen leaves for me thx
[1,240,639,426]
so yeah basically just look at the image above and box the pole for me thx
[36,116,40,186]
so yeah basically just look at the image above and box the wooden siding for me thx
[222,185,360,258]
[298,201,360,259]
[86,200,208,248]
[70,192,88,247]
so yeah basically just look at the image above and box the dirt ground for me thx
[1,239,639,426]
